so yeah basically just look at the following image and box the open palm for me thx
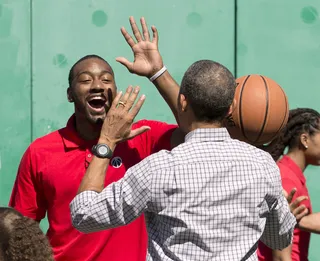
[116,17,164,78]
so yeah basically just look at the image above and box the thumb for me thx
[128,126,151,140]
[116,57,133,72]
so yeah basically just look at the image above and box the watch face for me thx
[98,145,109,155]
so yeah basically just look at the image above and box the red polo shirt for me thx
[258,155,312,261]
[9,115,177,261]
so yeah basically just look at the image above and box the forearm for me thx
[153,70,180,123]
[298,213,320,234]
[77,139,116,194]
[272,245,292,261]
[71,160,151,233]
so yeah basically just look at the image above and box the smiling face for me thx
[67,57,117,125]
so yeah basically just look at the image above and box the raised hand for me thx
[116,16,164,78]
[100,86,150,144]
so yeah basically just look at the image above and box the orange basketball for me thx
[225,75,289,145]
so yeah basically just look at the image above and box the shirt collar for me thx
[60,114,97,149]
[185,128,231,143]
[280,155,306,185]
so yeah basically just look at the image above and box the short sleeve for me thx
[133,120,178,157]
[9,146,46,221]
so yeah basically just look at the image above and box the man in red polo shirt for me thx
[9,17,182,261]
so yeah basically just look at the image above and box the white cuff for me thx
[149,66,167,82]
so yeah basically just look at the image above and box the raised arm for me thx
[116,16,180,123]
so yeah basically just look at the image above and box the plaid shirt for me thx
[70,128,296,261]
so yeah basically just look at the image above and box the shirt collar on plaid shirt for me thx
[185,127,231,143]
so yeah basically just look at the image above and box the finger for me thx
[287,188,296,203]
[116,57,134,72]
[119,86,133,108]
[292,205,307,217]
[129,94,146,117]
[128,126,151,139]
[151,25,158,45]
[110,91,123,110]
[140,17,150,41]
[291,196,308,209]
[295,208,309,221]
[120,27,136,48]
[125,86,140,111]
[129,16,143,42]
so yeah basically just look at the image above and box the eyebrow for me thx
[76,70,114,78]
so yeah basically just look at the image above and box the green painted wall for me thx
[0,0,319,259]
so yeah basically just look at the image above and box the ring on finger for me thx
[118,101,126,107]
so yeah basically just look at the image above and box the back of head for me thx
[0,207,53,261]
[264,108,320,161]
[180,60,236,122]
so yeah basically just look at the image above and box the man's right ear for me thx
[67,88,73,103]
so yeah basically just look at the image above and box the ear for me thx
[67,87,73,103]
[227,98,237,117]
[300,133,309,149]
[179,93,188,112]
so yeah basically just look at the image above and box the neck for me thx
[286,149,307,171]
[75,114,102,141]
[188,121,223,133]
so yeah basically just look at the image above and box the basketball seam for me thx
[273,85,288,137]
[254,76,269,144]
[239,75,251,141]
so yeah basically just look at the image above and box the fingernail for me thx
[141,94,146,100]
[134,86,140,93]
[119,91,123,95]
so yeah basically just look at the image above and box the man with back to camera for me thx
[9,17,183,261]
[70,59,296,261]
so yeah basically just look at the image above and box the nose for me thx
[90,80,104,93]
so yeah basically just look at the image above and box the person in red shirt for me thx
[258,108,320,261]
[9,17,182,261]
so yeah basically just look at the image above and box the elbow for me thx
[71,213,90,233]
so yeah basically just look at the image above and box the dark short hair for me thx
[0,207,54,261]
[68,54,114,87]
[180,60,236,122]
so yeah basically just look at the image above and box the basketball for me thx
[225,75,289,145]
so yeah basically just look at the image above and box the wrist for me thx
[149,65,167,82]
[97,137,117,151]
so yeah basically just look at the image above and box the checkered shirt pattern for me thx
[70,128,296,261]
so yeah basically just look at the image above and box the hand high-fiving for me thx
[116,16,164,78]
[100,86,150,145]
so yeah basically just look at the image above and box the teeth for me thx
[89,97,105,101]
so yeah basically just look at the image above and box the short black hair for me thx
[68,54,114,87]
[180,60,236,122]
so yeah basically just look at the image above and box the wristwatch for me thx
[91,144,113,159]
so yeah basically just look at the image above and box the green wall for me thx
[0,0,319,259]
